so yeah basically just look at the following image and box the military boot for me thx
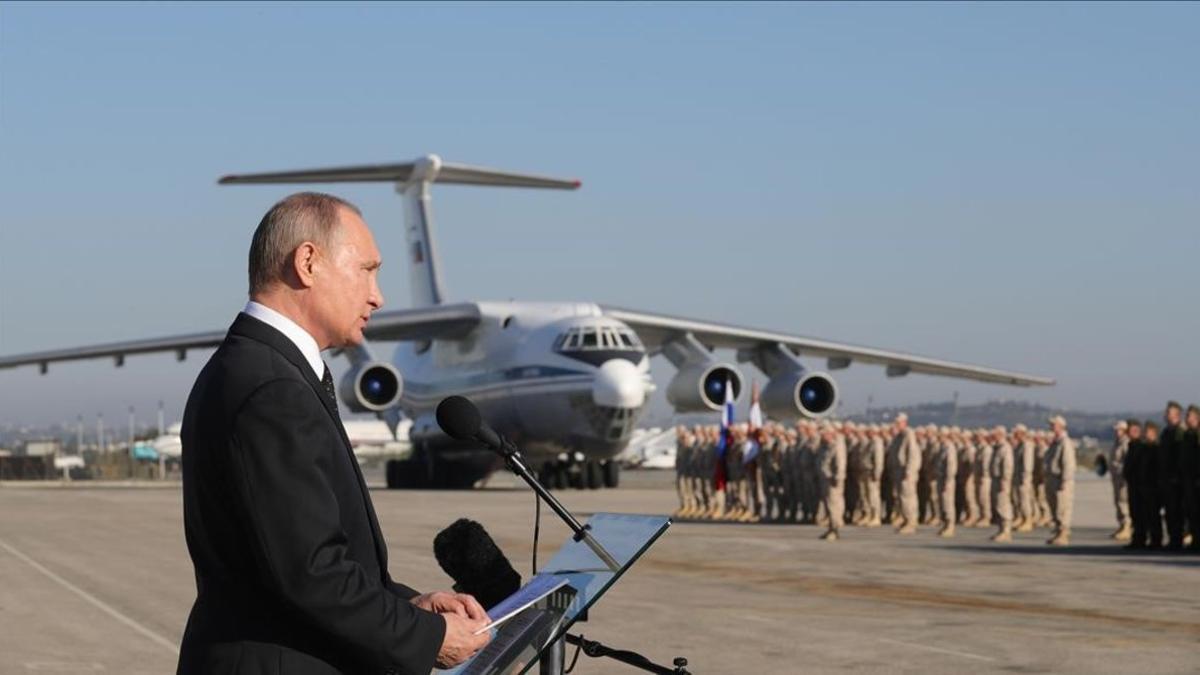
[1047,530,1070,546]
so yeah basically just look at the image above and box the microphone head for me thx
[433,519,522,610]
[436,396,481,441]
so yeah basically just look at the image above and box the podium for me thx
[439,512,671,675]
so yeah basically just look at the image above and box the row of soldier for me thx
[673,412,1077,544]
[1105,402,1200,551]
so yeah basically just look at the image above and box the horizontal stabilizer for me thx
[219,154,580,190]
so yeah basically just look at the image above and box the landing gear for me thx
[541,458,619,490]
[602,460,620,488]
[384,446,492,489]
[385,458,423,489]
[585,461,602,490]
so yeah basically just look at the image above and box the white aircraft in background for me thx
[0,155,1053,489]
[149,419,409,462]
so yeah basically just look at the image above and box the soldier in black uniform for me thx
[1159,402,1187,550]
[1182,405,1200,551]
[1142,421,1164,549]
[1122,420,1146,550]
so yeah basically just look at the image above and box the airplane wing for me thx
[600,305,1054,387]
[0,303,482,373]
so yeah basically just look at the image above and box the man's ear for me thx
[292,242,319,289]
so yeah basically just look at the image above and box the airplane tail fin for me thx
[220,155,580,307]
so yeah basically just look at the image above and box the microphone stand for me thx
[564,633,691,675]
[491,434,621,573]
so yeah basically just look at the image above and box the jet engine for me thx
[666,362,743,412]
[339,361,403,413]
[761,370,838,419]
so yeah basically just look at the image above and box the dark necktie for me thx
[321,363,339,415]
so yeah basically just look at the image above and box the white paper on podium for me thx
[474,574,569,635]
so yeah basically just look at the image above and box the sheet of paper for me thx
[474,574,569,635]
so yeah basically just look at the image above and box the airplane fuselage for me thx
[395,301,653,471]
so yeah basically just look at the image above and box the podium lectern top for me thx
[438,512,671,675]
[535,512,670,632]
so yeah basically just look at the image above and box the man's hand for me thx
[412,591,489,621]
[434,611,491,669]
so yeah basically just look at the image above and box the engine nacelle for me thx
[761,370,838,419]
[666,362,743,412]
[339,361,403,413]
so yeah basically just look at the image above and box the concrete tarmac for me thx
[0,471,1197,674]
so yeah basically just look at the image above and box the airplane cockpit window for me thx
[555,325,645,355]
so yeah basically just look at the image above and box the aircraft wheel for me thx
[585,461,602,490]
[552,463,569,490]
[602,460,620,488]
[385,458,426,489]
[568,465,584,489]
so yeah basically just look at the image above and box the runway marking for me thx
[0,537,181,656]
[877,638,997,663]
[24,663,106,671]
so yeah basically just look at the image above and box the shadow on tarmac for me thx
[944,543,1200,568]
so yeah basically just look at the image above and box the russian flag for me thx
[713,376,734,491]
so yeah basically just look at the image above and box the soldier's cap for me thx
[993,425,1006,434]
[895,412,908,423]
[1047,414,1067,427]
[1166,400,1182,412]
[1113,420,1127,430]
[1013,423,1028,433]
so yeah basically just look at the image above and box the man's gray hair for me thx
[247,192,362,295]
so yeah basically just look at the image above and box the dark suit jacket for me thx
[177,313,445,675]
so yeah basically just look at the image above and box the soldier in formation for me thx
[1104,420,1132,541]
[1121,402,1200,552]
[670,413,1088,548]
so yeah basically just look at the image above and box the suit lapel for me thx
[228,313,391,576]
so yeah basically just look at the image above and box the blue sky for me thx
[1,2,1197,427]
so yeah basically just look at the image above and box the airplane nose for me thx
[592,359,646,409]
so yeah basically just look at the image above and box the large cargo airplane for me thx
[0,155,1053,489]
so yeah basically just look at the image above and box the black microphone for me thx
[435,395,622,573]
[436,395,505,450]
[433,518,522,612]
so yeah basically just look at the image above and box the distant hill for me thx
[852,400,1158,441]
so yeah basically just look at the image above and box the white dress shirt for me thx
[242,301,324,379]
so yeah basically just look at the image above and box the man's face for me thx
[1165,406,1182,426]
[1187,411,1200,429]
[1128,426,1142,440]
[1146,428,1159,442]
[311,208,384,348]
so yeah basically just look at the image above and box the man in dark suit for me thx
[178,193,489,674]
